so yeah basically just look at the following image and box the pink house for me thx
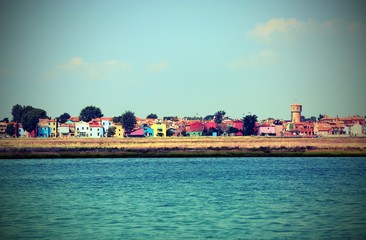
[258,124,276,136]
[233,120,243,136]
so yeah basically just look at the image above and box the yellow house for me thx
[113,123,124,138]
[151,122,166,137]
[48,119,58,137]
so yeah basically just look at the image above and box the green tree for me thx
[120,111,136,134]
[21,110,46,133]
[6,124,15,137]
[204,115,215,121]
[57,113,71,123]
[107,126,116,137]
[1,118,9,123]
[228,127,239,135]
[11,104,24,122]
[214,111,226,124]
[243,114,258,136]
[318,114,324,121]
[79,106,103,122]
[113,116,121,123]
[181,130,187,137]
[146,113,158,119]
[166,128,175,137]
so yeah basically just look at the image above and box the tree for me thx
[120,111,136,134]
[79,106,103,122]
[21,111,40,133]
[146,113,158,119]
[107,126,116,137]
[113,116,121,123]
[11,104,24,122]
[1,118,9,123]
[243,114,258,136]
[214,111,226,124]
[204,115,215,121]
[57,113,71,124]
[318,114,324,121]
[166,128,175,137]
[228,127,239,135]
[6,124,15,137]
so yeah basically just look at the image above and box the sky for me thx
[1,0,365,120]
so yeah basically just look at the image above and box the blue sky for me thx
[1,0,365,120]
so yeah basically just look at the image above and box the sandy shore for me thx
[1,136,366,158]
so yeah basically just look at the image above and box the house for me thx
[75,121,90,137]
[314,123,332,136]
[99,117,113,136]
[151,122,166,137]
[18,124,26,138]
[58,124,73,138]
[186,121,204,136]
[129,128,145,137]
[258,124,276,136]
[349,123,363,137]
[113,123,124,138]
[0,122,7,136]
[37,119,51,138]
[48,119,58,137]
[233,120,243,136]
[143,124,154,137]
[89,122,103,138]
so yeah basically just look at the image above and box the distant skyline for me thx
[1,0,365,120]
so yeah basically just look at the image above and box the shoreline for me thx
[1,137,365,158]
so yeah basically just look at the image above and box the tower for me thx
[290,103,302,123]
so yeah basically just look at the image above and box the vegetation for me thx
[214,111,226,124]
[57,113,71,123]
[79,106,103,122]
[107,126,116,137]
[146,113,158,119]
[1,137,365,159]
[243,114,258,136]
[1,118,9,123]
[204,115,214,121]
[120,111,136,134]
[166,128,175,137]
[6,124,15,137]
[10,105,49,133]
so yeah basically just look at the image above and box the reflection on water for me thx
[1,157,366,239]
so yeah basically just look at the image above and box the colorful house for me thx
[233,120,243,136]
[48,119,58,137]
[100,117,113,137]
[75,121,89,138]
[258,124,276,136]
[186,121,204,136]
[143,124,154,137]
[129,128,145,137]
[151,123,166,137]
[89,122,103,138]
[113,123,124,138]
[58,124,72,138]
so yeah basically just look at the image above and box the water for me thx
[0,157,366,239]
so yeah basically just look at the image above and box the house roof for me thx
[130,128,144,136]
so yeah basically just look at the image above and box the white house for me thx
[89,123,104,138]
[100,118,113,136]
[75,121,89,137]
[349,123,363,137]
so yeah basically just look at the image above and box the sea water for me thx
[0,157,365,239]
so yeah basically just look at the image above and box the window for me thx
[90,133,92,137]
[86,127,88,130]
[103,122,105,125]
[77,127,79,131]
[82,127,84,130]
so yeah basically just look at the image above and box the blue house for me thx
[143,124,154,137]
[38,125,51,138]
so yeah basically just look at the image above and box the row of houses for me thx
[257,115,365,137]
[1,114,365,138]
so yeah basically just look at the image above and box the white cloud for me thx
[230,49,277,69]
[56,57,129,79]
[147,61,169,73]
[246,18,311,42]
[247,18,366,43]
